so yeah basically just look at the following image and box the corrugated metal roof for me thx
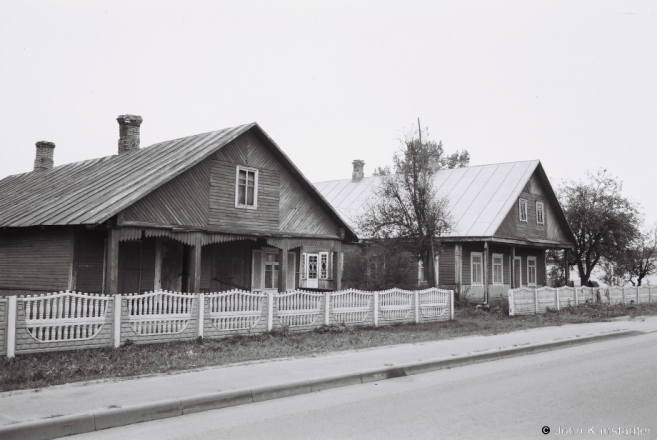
[0,123,357,241]
[313,160,540,238]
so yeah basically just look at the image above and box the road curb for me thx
[0,329,643,440]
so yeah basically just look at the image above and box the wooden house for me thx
[314,160,576,303]
[0,116,356,297]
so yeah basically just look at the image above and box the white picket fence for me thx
[2,287,454,358]
[508,285,654,316]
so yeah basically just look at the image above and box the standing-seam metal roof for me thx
[313,160,542,238]
[0,123,357,241]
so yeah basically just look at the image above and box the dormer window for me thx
[519,198,528,222]
[235,166,258,209]
[536,202,545,225]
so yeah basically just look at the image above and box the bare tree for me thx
[558,169,641,285]
[358,124,468,287]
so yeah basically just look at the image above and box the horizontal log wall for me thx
[0,228,72,293]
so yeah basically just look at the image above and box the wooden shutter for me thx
[301,253,307,279]
[287,252,296,290]
[252,250,263,291]
[328,251,334,280]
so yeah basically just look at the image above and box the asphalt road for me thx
[65,333,657,440]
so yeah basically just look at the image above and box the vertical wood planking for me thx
[106,228,120,296]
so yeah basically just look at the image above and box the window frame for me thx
[536,201,545,225]
[471,252,483,285]
[319,251,329,280]
[518,198,528,223]
[492,253,504,285]
[263,249,279,290]
[527,256,537,286]
[234,165,259,209]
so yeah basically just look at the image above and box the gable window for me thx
[519,198,528,222]
[235,166,258,209]
[471,252,483,285]
[536,202,545,225]
[527,256,537,286]
[492,254,503,285]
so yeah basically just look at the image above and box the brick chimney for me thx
[34,141,55,172]
[352,160,365,183]
[117,114,143,155]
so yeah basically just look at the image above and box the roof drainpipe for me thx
[34,141,55,172]
[117,114,143,155]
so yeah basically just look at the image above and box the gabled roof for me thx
[0,123,357,241]
[314,160,574,243]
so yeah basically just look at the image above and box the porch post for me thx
[154,238,163,291]
[106,227,120,296]
[511,246,516,289]
[483,242,489,304]
[188,235,202,293]
[333,241,342,291]
[278,246,288,292]
[454,243,462,295]
[543,249,548,286]
[564,249,571,287]
[68,228,80,291]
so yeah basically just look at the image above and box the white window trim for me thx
[518,198,528,223]
[527,256,537,287]
[536,201,545,225]
[235,165,259,209]
[492,253,504,285]
[471,252,483,285]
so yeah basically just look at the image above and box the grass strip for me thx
[1,302,655,393]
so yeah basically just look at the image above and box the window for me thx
[527,256,537,286]
[471,252,483,284]
[235,166,258,208]
[492,254,503,285]
[519,198,528,222]
[536,202,545,225]
[320,252,329,279]
[264,252,279,289]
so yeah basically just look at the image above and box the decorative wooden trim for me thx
[519,198,528,223]
[536,201,545,225]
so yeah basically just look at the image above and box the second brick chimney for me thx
[117,114,143,155]
[352,160,365,183]
[34,141,55,172]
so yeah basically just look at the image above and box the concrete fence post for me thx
[574,287,578,306]
[373,292,379,327]
[534,288,539,315]
[6,296,17,358]
[197,293,204,339]
[555,288,560,311]
[267,291,274,332]
[414,291,419,324]
[112,294,121,348]
[450,290,455,320]
[324,292,330,325]
[622,287,626,305]
[649,286,652,305]
[636,287,640,304]
[508,289,515,316]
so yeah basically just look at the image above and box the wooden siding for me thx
[76,229,106,293]
[438,243,455,285]
[495,171,570,244]
[209,160,280,232]
[200,241,252,292]
[122,160,210,227]
[280,168,339,236]
[0,227,72,291]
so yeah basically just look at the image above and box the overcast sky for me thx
[1,1,656,225]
